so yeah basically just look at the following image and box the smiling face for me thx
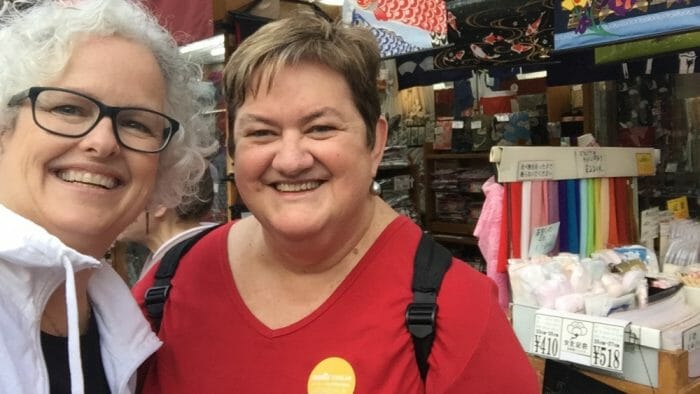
[233,62,386,242]
[0,35,165,257]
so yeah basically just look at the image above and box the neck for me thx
[257,198,397,274]
[41,269,93,336]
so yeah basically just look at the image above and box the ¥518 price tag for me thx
[590,322,626,372]
[531,314,562,358]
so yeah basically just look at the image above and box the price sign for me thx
[575,150,605,178]
[531,314,562,358]
[531,310,628,373]
[590,322,625,372]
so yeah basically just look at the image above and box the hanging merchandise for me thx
[473,176,510,311]
[554,0,700,52]
[343,0,448,58]
[485,146,657,272]
[434,0,554,69]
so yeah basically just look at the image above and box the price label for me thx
[575,150,605,178]
[531,314,562,358]
[531,310,627,372]
[590,322,625,372]
[591,345,622,371]
[451,120,464,129]
[470,120,482,129]
[683,325,700,351]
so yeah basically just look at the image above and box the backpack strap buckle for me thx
[405,300,437,339]
[144,285,171,319]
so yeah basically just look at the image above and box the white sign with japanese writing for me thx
[575,150,605,178]
[640,207,660,243]
[516,160,555,180]
[560,318,593,365]
[529,222,560,258]
[531,309,629,373]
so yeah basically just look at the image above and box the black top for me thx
[40,311,111,394]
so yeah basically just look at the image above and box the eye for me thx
[51,104,88,117]
[120,119,154,135]
[249,129,273,138]
[307,124,337,135]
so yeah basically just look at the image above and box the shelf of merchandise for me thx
[423,144,491,252]
[495,145,674,392]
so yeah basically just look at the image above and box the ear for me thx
[370,116,388,177]
[152,205,168,219]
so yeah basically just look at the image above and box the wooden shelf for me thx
[422,144,487,252]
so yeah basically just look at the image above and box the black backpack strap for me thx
[405,232,453,381]
[144,224,222,331]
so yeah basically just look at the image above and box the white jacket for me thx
[0,204,161,394]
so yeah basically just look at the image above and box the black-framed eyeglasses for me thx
[7,86,180,153]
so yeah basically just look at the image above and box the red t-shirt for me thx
[133,216,538,393]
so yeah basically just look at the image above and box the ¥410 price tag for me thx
[531,314,562,358]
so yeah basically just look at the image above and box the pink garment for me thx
[530,180,548,231]
[474,176,510,311]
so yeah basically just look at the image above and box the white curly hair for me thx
[0,0,218,208]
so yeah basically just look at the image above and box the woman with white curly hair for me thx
[0,0,216,392]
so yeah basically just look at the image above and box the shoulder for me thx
[184,221,234,255]
[439,258,497,331]
[131,221,234,302]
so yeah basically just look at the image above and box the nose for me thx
[77,116,121,157]
[270,132,313,176]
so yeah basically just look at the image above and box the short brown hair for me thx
[223,13,381,153]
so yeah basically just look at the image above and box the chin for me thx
[267,217,327,241]
[50,217,119,254]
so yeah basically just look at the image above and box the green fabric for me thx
[586,179,595,257]
[595,31,700,64]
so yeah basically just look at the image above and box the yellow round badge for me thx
[307,357,356,394]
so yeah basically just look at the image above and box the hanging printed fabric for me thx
[343,0,448,58]
[554,0,700,51]
[433,0,554,69]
